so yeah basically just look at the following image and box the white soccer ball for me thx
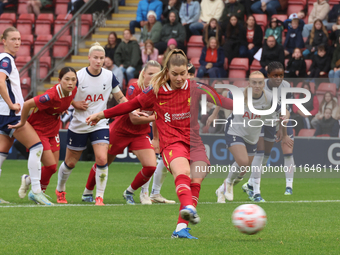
[232,204,267,235]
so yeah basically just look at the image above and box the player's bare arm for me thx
[0,72,20,113]
[72,100,88,110]
[129,110,155,125]
[8,98,36,129]
[151,121,160,154]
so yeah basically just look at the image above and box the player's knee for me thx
[142,166,156,178]
[65,161,76,169]
[95,155,107,166]
[45,164,57,174]
[237,159,249,168]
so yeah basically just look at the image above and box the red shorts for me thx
[108,132,154,155]
[162,141,210,172]
[39,134,60,152]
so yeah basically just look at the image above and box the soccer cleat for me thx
[242,182,254,199]
[233,176,243,186]
[123,190,135,205]
[224,181,234,201]
[171,228,198,239]
[284,187,293,195]
[150,193,176,204]
[18,174,30,199]
[0,197,10,204]
[215,188,226,203]
[180,205,200,225]
[82,194,94,202]
[55,189,67,204]
[28,190,54,205]
[140,191,152,205]
[250,193,266,202]
[95,196,105,206]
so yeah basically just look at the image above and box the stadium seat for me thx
[316,83,337,96]
[55,0,69,15]
[81,14,93,37]
[190,57,200,69]
[128,79,138,87]
[305,59,312,72]
[54,14,73,36]
[250,60,262,72]
[17,0,28,14]
[35,14,54,36]
[16,56,31,77]
[228,58,249,79]
[298,129,315,137]
[316,134,330,137]
[16,34,33,57]
[253,14,267,33]
[271,14,288,22]
[296,82,315,94]
[53,35,72,58]
[34,35,52,57]
[157,55,163,65]
[187,46,203,60]
[224,58,228,70]
[288,0,306,5]
[21,77,31,90]
[39,56,51,79]
[187,35,204,47]
[17,14,35,35]
[0,13,16,34]
[233,80,249,88]
[287,5,308,23]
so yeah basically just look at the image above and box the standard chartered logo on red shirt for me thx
[164,112,191,122]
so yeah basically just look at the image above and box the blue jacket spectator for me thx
[129,0,163,34]
[179,0,200,41]
[284,19,304,55]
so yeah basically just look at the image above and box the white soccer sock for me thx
[151,159,167,195]
[262,154,270,166]
[226,162,240,184]
[28,143,43,194]
[284,154,295,188]
[83,187,93,195]
[249,151,264,187]
[176,223,187,232]
[57,162,73,192]
[95,164,108,198]
[127,185,136,194]
[0,152,8,174]
[141,178,151,193]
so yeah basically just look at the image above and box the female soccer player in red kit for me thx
[10,67,78,199]
[86,49,233,239]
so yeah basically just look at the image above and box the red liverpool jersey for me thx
[28,84,76,137]
[111,82,153,136]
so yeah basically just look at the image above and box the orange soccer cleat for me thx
[55,189,67,204]
[95,196,105,206]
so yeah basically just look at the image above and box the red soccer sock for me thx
[40,164,57,191]
[130,166,156,190]
[175,174,193,225]
[85,164,97,191]
[190,183,201,208]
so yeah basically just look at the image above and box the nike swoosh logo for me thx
[104,136,109,139]
[159,102,167,105]
[57,144,60,147]
[54,107,59,109]
[178,189,185,193]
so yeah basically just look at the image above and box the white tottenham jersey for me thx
[263,79,291,126]
[0,53,24,116]
[69,67,120,133]
[226,89,280,145]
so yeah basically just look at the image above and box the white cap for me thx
[147,10,157,20]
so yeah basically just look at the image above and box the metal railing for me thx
[20,0,117,98]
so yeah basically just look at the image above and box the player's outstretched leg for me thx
[56,161,73,204]
[95,164,108,206]
[284,153,294,195]
[221,162,241,201]
[40,164,57,192]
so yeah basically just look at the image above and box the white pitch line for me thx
[1,200,340,208]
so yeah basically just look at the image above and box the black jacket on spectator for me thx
[328,4,340,23]
[223,23,246,62]
[260,43,285,68]
[285,57,307,78]
[331,44,340,69]
[220,2,245,25]
[241,24,263,48]
[161,0,181,24]
[160,10,186,44]
[329,28,340,47]
[305,29,328,51]
[314,117,339,137]
[310,54,330,73]
[104,38,122,62]
[203,26,223,46]
[284,28,304,50]
[114,39,142,72]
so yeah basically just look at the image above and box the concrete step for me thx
[97,27,140,33]
[105,20,130,27]
[111,13,136,20]
[118,6,138,12]
[71,55,88,63]
[44,83,54,89]
[92,33,122,41]
[85,41,107,47]
[51,77,59,84]
[64,62,87,69]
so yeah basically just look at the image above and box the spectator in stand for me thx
[162,38,177,66]
[104,56,124,89]
[303,19,328,58]
[68,0,110,14]
[329,38,340,89]
[197,37,225,78]
[307,45,330,78]
[329,15,340,50]
[0,0,17,16]
[292,82,319,135]
[141,40,159,65]
[239,15,263,65]
[285,48,307,78]
[139,11,162,47]
[328,3,340,23]
[154,10,186,54]
[302,0,331,38]
[284,18,304,56]
[202,18,222,46]
[161,0,181,24]
[220,0,245,33]
[26,0,52,16]
[283,10,306,31]
[314,108,340,137]
[129,0,163,35]
[189,0,224,36]
[223,15,246,64]
[179,0,200,41]
[311,92,339,128]
[114,29,142,82]
[251,0,288,18]
[264,17,284,45]
[260,35,285,76]
[104,32,122,62]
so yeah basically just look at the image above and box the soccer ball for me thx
[232,204,267,235]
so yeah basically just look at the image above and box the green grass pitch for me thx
[0,160,339,254]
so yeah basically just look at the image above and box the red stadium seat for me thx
[39,56,51,79]
[316,134,330,137]
[296,82,316,94]
[224,58,228,70]
[316,83,337,96]
[128,79,138,87]
[21,77,31,90]
[187,46,203,60]
[187,35,204,47]
[305,59,312,72]
[55,0,69,15]
[17,14,35,35]
[34,35,52,57]
[16,56,31,77]
[233,80,249,88]
[35,14,54,36]
[54,14,73,36]
[228,58,249,79]
[157,55,163,65]
[271,14,288,22]
[0,13,16,34]
[81,14,93,37]
[17,2,28,15]
[250,59,262,72]
[288,0,306,5]
[253,14,267,33]
[190,57,200,69]
[287,5,308,24]
[53,35,72,58]
[16,34,33,57]
[298,129,315,137]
